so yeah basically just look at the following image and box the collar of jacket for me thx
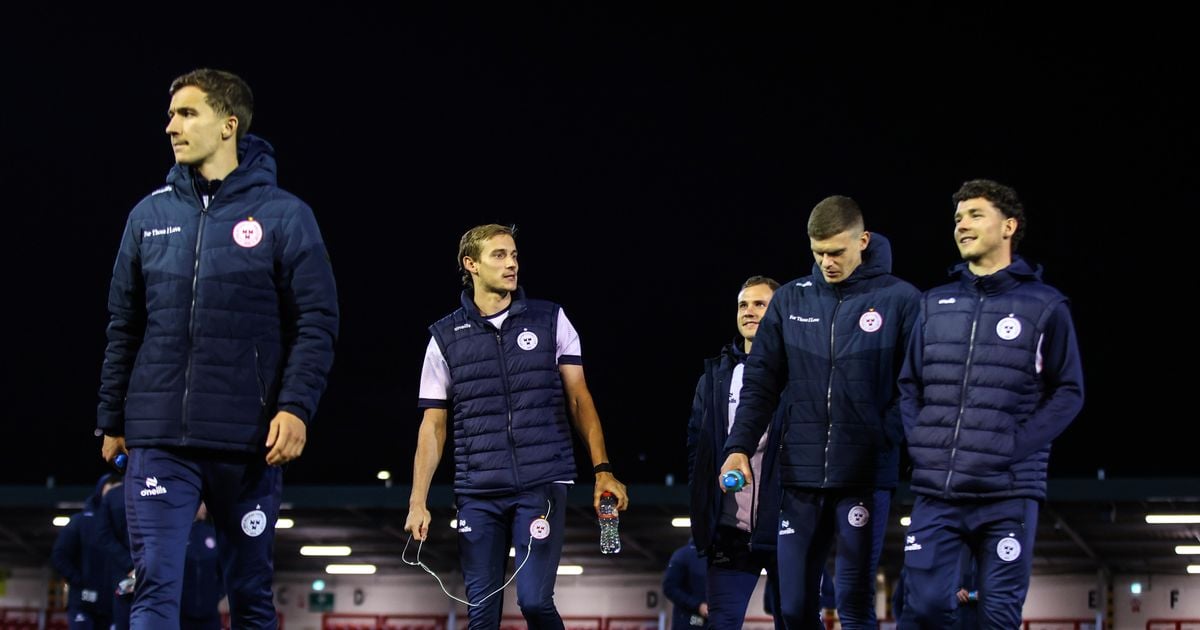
[949,256,1043,296]
[809,231,896,294]
[459,287,529,326]
[166,134,279,205]
[719,339,748,364]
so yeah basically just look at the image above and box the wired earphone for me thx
[402,498,554,607]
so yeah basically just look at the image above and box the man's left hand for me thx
[593,473,629,513]
[265,410,307,466]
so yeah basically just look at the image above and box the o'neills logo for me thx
[140,476,167,497]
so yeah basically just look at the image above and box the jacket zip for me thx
[181,185,212,444]
[823,290,844,486]
[945,286,985,495]
[494,329,523,489]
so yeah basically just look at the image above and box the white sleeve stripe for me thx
[1035,333,1045,375]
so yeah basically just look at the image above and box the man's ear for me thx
[222,116,239,141]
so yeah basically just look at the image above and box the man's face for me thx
[465,234,519,294]
[165,86,234,168]
[954,197,1015,262]
[810,229,869,284]
[736,283,775,342]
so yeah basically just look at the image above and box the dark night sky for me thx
[3,7,1190,485]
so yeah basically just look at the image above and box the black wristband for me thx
[593,462,613,475]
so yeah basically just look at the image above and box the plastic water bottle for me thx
[116,572,135,596]
[598,492,621,554]
[721,470,746,492]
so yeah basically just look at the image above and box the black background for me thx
[3,6,1189,486]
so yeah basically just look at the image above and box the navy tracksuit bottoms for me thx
[456,483,569,630]
[125,447,280,630]
[899,496,1038,630]
[776,488,890,630]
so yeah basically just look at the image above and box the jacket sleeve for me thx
[97,215,146,435]
[725,296,787,456]
[898,296,927,441]
[1011,301,1084,461]
[50,516,83,584]
[884,288,922,448]
[662,547,704,612]
[275,204,340,423]
[686,370,709,486]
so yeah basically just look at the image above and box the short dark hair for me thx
[458,224,515,287]
[953,179,1026,252]
[740,275,780,292]
[169,69,254,141]
[807,196,864,240]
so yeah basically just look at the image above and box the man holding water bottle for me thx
[687,275,784,628]
[721,197,920,629]
[404,224,629,630]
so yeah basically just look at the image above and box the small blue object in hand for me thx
[721,470,746,492]
[113,453,127,473]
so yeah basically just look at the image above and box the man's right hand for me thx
[102,436,128,465]
[404,504,432,541]
[718,453,752,493]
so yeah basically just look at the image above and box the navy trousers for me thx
[705,526,783,630]
[457,483,569,630]
[899,496,1038,630]
[776,488,890,629]
[125,447,280,630]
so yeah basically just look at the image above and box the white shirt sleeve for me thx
[557,308,582,364]
[418,337,452,406]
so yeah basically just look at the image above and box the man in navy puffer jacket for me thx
[96,68,338,630]
[722,196,920,629]
[897,180,1083,629]
[404,224,628,630]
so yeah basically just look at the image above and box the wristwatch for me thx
[593,462,614,475]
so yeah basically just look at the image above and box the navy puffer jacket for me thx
[899,259,1084,500]
[97,135,338,451]
[426,290,576,495]
[725,234,920,489]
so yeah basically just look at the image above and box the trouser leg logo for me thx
[242,505,268,537]
[848,505,870,527]
[997,535,1021,562]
